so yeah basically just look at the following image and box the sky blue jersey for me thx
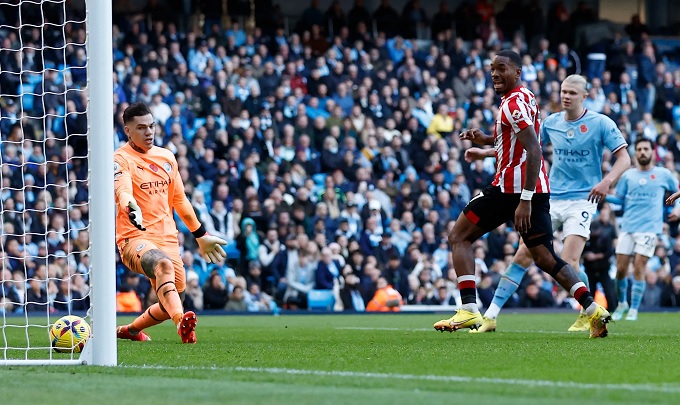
[542,109,627,200]
[614,167,679,234]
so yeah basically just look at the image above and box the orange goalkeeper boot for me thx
[178,311,197,344]
[117,325,152,341]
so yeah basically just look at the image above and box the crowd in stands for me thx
[2,0,680,315]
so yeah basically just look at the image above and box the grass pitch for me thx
[1,312,679,404]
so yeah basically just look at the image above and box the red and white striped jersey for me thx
[492,86,550,194]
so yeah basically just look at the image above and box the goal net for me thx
[0,0,115,366]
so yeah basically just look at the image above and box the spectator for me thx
[225,285,248,311]
[518,282,556,308]
[366,276,403,312]
[283,241,316,310]
[0,269,21,314]
[115,273,143,313]
[202,272,229,310]
[315,247,341,290]
[660,275,680,307]
[338,265,366,311]
[184,270,204,311]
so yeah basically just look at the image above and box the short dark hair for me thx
[635,137,653,149]
[123,102,152,124]
[496,50,522,69]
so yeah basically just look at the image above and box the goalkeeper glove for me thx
[196,234,228,263]
[119,192,146,231]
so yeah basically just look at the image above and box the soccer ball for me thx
[49,315,91,353]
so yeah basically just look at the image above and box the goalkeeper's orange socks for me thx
[130,303,170,333]
[155,279,184,326]
[153,262,185,326]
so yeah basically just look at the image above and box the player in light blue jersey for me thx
[466,75,630,333]
[608,137,680,321]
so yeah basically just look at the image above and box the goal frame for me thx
[0,0,116,366]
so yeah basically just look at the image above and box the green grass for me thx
[2,312,680,404]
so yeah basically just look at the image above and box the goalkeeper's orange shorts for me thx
[118,237,186,293]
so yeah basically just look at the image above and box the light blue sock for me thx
[491,262,527,309]
[630,280,646,311]
[577,267,590,290]
[617,278,629,304]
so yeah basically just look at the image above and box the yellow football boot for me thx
[469,316,497,333]
[567,312,590,332]
[589,305,612,338]
[434,309,483,332]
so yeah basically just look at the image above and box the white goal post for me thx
[0,0,115,366]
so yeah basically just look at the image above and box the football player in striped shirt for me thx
[467,74,631,333]
[433,51,611,338]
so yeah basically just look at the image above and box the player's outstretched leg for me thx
[116,304,171,341]
[178,311,197,344]
[117,325,152,341]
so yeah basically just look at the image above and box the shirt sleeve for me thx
[171,161,202,233]
[113,156,132,210]
[602,115,627,153]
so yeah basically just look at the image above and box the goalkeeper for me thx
[114,102,226,344]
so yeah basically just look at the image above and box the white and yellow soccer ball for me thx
[49,315,91,353]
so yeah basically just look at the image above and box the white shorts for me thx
[549,199,598,241]
[615,232,657,258]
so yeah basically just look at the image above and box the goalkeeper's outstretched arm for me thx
[171,171,227,263]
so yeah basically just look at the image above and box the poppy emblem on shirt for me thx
[163,162,172,173]
[149,163,159,172]
[650,174,656,180]
[580,124,588,133]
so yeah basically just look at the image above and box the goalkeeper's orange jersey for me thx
[113,143,201,245]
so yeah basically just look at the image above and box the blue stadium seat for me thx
[312,173,327,186]
[26,74,42,85]
[196,180,213,207]
[307,289,335,311]
[51,104,66,136]
[187,117,206,141]
[20,84,34,111]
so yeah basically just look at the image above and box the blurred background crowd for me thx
[2,0,680,315]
